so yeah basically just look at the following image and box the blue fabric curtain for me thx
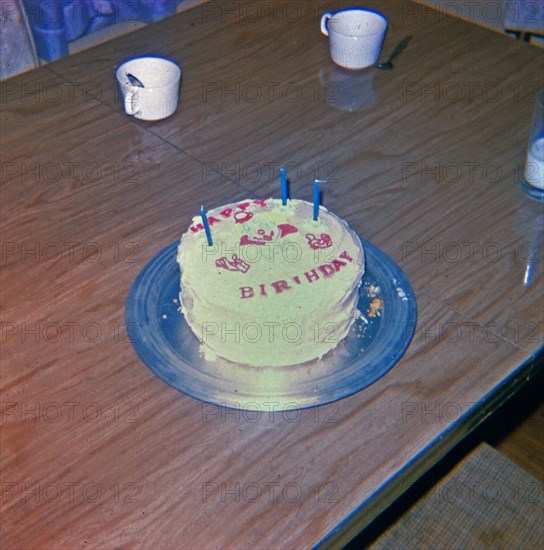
[23,0,183,60]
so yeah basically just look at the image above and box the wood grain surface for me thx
[1,1,543,548]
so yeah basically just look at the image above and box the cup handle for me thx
[124,89,140,116]
[320,12,332,36]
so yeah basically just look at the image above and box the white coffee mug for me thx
[320,9,388,70]
[116,57,181,121]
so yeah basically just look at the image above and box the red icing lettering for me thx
[220,208,233,218]
[190,223,204,233]
[237,202,250,211]
[228,252,358,299]
[208,216,221,226]
[240,287,254,299]
[271,280,291,294]
[304,269,320,283]
[234,211,253,224]
[331,259,347,271]
[318,264,335,277]
[253,199,267,207]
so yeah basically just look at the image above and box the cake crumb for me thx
[172,298,178,304]
[356,310,369,324]
[368,297,383,318]
[368,284,380,298]
[162,314,168,319]
[396,287,408,301]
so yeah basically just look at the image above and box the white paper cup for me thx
[320,9,388,70]
[116,57,181,121]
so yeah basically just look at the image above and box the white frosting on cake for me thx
[176,198,364,366]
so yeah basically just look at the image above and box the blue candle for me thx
[313,179,320,221]
[200,205,213,246]
[280,167,288,205]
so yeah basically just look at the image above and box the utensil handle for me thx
[320,12,332,36]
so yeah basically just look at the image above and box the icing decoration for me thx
[277,223,298,237]
[306,233,333,249]
[215,254,251,273]
[240,229,275,246]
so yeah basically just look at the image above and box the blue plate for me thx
[126,239,417,411]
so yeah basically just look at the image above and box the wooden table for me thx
[1,1,543,548]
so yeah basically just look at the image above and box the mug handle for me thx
[320,12,332,36]
[124,89,140,116]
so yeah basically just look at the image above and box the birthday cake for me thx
[176,198,365,367]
